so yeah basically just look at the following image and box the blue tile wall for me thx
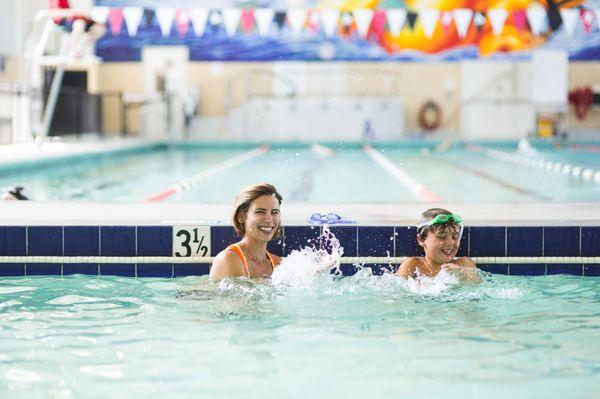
[395,226,419,257]
[328,226,357,257]
[211,226,238,255]
[358,227,394,257]
[0,227,26,256]
[457,227,469,257]
[64,227,99,256]
[137,227,172,256]
[509,263,545,276]
[101,227,136,256]
[478,264,508,275]
[507,227,543,257]
[101,263,135,277]
[284,226,321,255]
[547,264,583,275]
[0,224,596,277]
[28,227,62,256]
[544,227,579,256]
[174,263,209,277]
[137,263,173,278]
[581,227,600,256]
[1,263,25,276]
[584,264,600,276]
[27,263,62,275]
[267,236,284,257]
[63,263,98,275]
[470,227,506,257]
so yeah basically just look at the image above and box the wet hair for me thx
[416,208,460,241]
[232,183,283,238]
[2,186,29,200]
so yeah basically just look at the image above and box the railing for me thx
[0,80,32,144]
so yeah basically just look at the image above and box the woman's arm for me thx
[209,250,245,281]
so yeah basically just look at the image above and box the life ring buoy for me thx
[418,100,442,131]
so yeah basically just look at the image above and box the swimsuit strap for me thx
[227,244,277,277]
[227,244,250,278]
[266,251,277,270]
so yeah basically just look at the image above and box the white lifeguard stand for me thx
[27,8,101,141]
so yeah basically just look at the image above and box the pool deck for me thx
[1,202,599,226]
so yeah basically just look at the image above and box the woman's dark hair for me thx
[232,183,283,238]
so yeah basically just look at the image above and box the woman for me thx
[209,183,282,280]
[396,208,481,283]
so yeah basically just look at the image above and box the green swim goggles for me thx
[416,213,462,230]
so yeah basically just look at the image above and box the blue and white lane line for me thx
[144,145,270,202]
[467,144,600,183]
[363,144,444,202]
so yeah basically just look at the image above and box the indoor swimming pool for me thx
[1,141,600,203]
[0,271,598,399]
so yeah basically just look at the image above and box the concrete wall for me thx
[93,61,599,137]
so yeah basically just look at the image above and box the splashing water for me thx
[271,226,343,287]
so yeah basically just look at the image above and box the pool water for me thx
[1,271,598,398]
[1,142,599,202]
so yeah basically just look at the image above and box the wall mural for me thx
[92,0,600,61]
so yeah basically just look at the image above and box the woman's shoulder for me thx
[209,245,246,280]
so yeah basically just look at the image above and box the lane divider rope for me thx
[144,145,271,202]
[363,144,444,202]
[466,144,600,183]
[2,256,598,264]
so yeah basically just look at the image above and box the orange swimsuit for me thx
[227,244,277,278]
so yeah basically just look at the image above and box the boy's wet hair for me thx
[232,183,283,239]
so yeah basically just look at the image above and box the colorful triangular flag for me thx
[190,9,209,36]
[240,9,254,34]
[488,8,508,36]
[406,11,418,31]
[143,9,154,28]
[175,10,190,38]
[155,8,175,37]
[512,10,528,31]
[453,8,473,39]
[255,8,275,36]
[580,8,595,33]
[386,9,406,37]
[371,10,387,37]
[108,8,124,36]
[440,11,453,32]
[287,9,307,36]
[473,11,487,31]
[222,8,242,37]
[321,8,340,37]
[560,8,578,35]
[354,9,374,38]
[123,7,143,37]
[526,3,547,35]
[90,6,110,25]
[419,9,439,38]
[275,11,287,31]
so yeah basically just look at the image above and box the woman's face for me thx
[418,224,461,265]
[240,194,281,243]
